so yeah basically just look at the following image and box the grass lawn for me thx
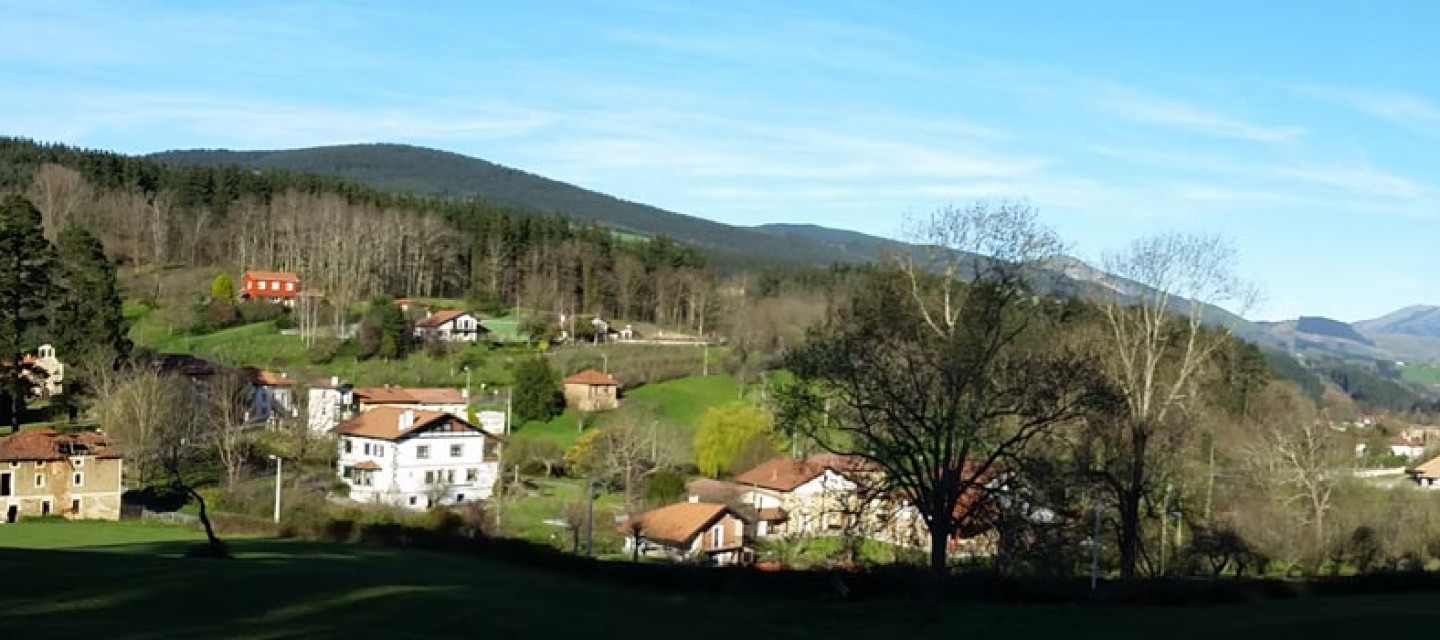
[1400,363,1440,387]
[0,519,206,549]
[4,521,1440,638]
[626,375,745,434]
[497,477,626,548]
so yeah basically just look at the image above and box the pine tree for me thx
[512,357,561,424]
[50,225,130,419]
[0,195,57,431]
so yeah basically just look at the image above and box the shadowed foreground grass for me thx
[4,522,1440,639]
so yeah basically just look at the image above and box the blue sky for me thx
[2,1,1437,321]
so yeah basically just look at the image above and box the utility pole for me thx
[585,479,596,557]
[601,352,609,375]
[268,455,283,524]
[702,343,709,376]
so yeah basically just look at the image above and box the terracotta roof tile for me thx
[563,368,619,386]
[336,407,484,442]
[245,368,295,387]
[0,429,120,462]
[807,453,882,473]
[1412,455,1440,479]
[244,270,298,282]
[733,457,827,492]
[757,507,789,522]
[352,386,466,405]
[352,460,382,471]
[415,309,469,328]
[621,502,729,547]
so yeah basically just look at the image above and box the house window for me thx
[466,468,478,482]
[424,471,435,484]
[34,474,45,488]
[450,444,463,458]
[73,472,83,487]
[285,282,294,292]
[710,525,723,548]
[41,500,51,516]
[270,280,279,290]
[417,445,430,460]
[71,458,84,467]
[34,461,45,470]
[70,498,81,513]
[446,469,455,483]
[455,493,465,503]
[344,440,352,454]
[408,496,418,506]
[341,466,352,479]
[258,281,267,291]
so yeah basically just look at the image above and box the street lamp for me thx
[268,454,283,524]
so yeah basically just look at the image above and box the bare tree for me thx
[27,163,91,236]
[1087,232,1254,580]
[779,203,1115,587]
[94,367,228,556]
[1242,381,1339,570]
[207,372,255,492]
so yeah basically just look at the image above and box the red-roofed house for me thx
[240,270,300,305]
[414,310,486,343]
[562,368,620,412]
[619,498,749,565]
[733,456,858,538]
[0,429,123,523]
[335,407,502,509]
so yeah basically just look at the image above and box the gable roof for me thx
[415,309,476,328]
[351,386,466,405]
[336,407,482,441]
[352,460,382,471]
[244,270,298,282]
[0,429,122,462]
[244,368,295,387]
[733,457,828,492]
[1411,455,1440,479]
[623,502,731,547]
[563,368,619,386]
[806,453,882,474]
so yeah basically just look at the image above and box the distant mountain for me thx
[149,144,850,268]
[1295,316,1374,345]
[1356,305,1440,339]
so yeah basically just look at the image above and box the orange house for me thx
[241,270,300,304]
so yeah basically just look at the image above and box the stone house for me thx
[0,429,123,523]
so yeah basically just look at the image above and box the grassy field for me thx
[5,521,1440,638]
[498,477,626,548]
[1400,363,1440,387]
[511,375,745,453]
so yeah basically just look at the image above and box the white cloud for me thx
[1292,84,1440,138]
[1092,87,1305,142]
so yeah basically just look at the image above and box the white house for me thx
[307,377,353,433]
[414,310,486,343]
[619,499,749,565]
[1390,436,1427,459]
[335,407,502,509]
[733,456,860,538]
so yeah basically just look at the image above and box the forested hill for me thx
[148,144,845,267]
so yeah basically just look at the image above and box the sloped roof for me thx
[563,368,619,386]
[1411,455,1440,479]
[756,507,789,522]
[352,386,465,405]
[807,453,882,473]
[352,460,382,471]
[337,407,466,441]
[733,457,827,492]
[244,368,295,387]
[0,429,121,462]
[622,502,731,547]
[415,309,475,328]
[244,270,298,281]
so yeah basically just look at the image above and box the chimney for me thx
[462,388,469,399]
[398,409,415,432]
[331,376,340,387]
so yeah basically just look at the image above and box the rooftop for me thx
[622,502,730,547]
[0,429,121,462]
[563,368,619,387]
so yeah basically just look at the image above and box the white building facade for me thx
[336,407,502,509]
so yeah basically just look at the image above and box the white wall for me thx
[338,430,499,509]
[308,388,348,432]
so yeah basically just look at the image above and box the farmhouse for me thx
[414,310,486,343]
[241,270,300,305]
[351,386,469,416]
[620,499,749,565]
[0,429,123,523]
[244,368,296,423]
[562,368,620,412]
[335,407,502,509]
[733,456,858,538]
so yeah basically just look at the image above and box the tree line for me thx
[0,137,715,334]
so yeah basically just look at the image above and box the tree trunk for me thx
[179,479,229,558]
[1118,492,1141,581]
